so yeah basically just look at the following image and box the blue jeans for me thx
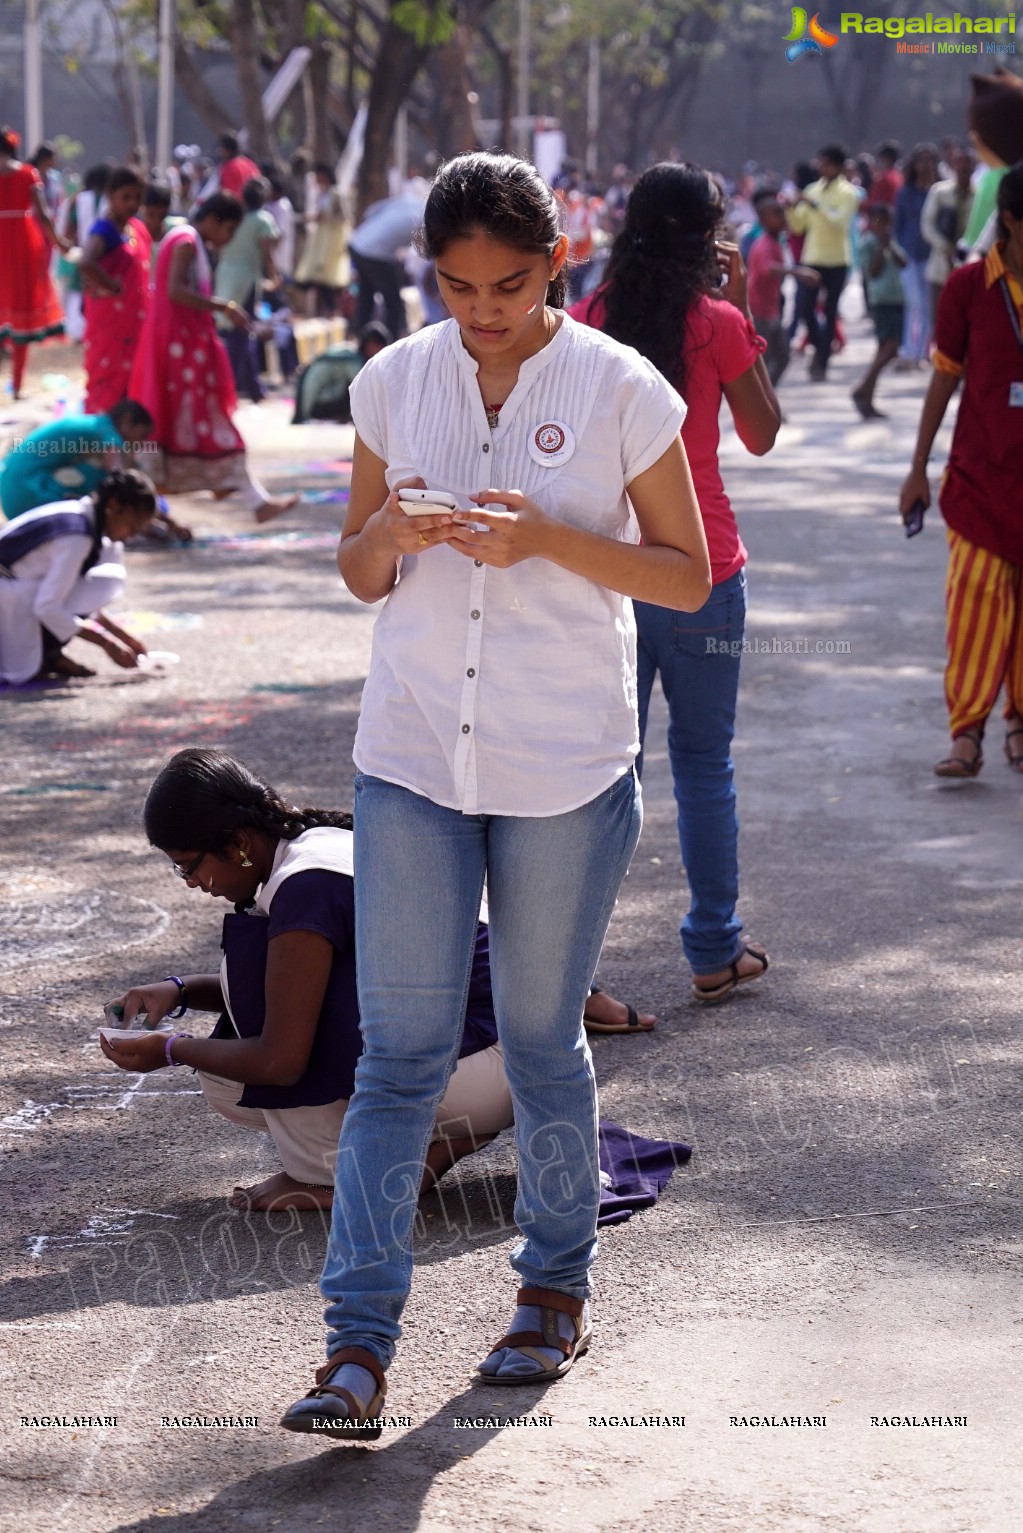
[635,569,747,976]
[899,258,931,363]
[320,768,643,1370]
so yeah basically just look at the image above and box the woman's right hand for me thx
[103,637,140,669]
[899,467,931,519]
[370,478,456,559]
[116,980,183,1028]
[222,301,250,331]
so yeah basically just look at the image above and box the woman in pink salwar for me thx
[80,167,151,415]
[128,193,296,522]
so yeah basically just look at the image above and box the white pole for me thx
[24,0,43,152]
[585,35,600,180]
[155,0,176,173]
[517,0,530,160]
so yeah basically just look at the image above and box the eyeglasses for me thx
[171,851,207,881]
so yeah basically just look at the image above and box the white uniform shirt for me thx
[0,498,125,686]
[348,315,687,817]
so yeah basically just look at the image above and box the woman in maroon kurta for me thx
[900,163,1023,778]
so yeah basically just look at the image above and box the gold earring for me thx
[240,852,252,868]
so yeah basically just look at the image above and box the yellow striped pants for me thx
[945,528,1023,737]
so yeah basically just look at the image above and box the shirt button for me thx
[482,443,490,453]
[474,559,483,568]
[471,609,480,620]
[467,667,476,678]
[461,723,470,734]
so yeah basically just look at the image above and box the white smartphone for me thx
[397,488,459,517]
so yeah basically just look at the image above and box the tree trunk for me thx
[173,38,235,139]
[231,0,272,157]
[280,0,310,151]
[480,20,513,152]
[308,38,335,163]
[358,15,428,216]
[428,29,479,158]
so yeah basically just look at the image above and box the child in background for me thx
[746,193,818,386]
[852,204,907,419]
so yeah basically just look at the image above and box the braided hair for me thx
[143,748,352,855]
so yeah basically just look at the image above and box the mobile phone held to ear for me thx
[905,498,926,538]
[398,488,459,517]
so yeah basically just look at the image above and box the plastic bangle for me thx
[166,1031,193,1067]
[164,975,188,1019]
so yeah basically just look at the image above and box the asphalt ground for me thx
[1,314,1020,1533]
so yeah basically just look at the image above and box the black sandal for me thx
[583,984,655,1035]
[692,942,769,1004]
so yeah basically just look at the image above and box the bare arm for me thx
[898,368,960,517]
[31,179,68,249]
[167,239,247,328]
[100,929,334,1086]
[78,231,120,295]
[717,241,782,455]
[337,434,458,603]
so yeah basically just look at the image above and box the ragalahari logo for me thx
[784,7,839,60]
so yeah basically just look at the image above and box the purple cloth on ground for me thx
[597,1120,692,1226]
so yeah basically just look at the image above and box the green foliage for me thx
[52,134,85,164]
[392,0,457,49]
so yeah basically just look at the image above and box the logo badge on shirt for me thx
[528,420,576,468]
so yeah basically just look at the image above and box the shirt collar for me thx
[450,310,570,381]
[984,243,1007,288]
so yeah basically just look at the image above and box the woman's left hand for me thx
[715,241,749,316]
[447,490,551,568]
[99,1031,170,1073]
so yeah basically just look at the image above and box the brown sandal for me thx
[279,1345,387,1440]
[934,729,983,779]
[476,1286,591,1386]
[1005,726,1023,774]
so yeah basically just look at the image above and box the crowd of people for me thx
[3,66,1023,1442]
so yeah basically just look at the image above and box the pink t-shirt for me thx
[569,290,759,584]
[747,232,785,322]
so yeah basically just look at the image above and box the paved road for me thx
[1,323,1019,1533]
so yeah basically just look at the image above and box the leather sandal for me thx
[279,1346,387,1440]
[476,1286,591,1386]
[583,984,655,1036]
[692,941,769,1004]
[934,729,983,779]
[1005,725,1023,774]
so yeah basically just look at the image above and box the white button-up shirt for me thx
[348,315,686,817]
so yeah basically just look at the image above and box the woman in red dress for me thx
[128,192,296,522]
[79,167,151,414]
[0,126,68,398]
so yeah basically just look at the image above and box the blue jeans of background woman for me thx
[635,569,747,978]
[320,768,643,1371]
[900,258,931,363]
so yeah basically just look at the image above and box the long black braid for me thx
[143,747,352,854]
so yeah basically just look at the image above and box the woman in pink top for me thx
[571,161,781,1002]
